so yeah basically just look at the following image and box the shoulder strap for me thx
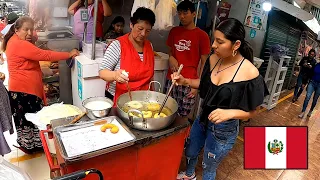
[231,58,245,81]
[211,58,221,72]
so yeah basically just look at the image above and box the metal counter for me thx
[51,108,189,147]
[44,108,189,179]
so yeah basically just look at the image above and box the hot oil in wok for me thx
[122,101,172,118]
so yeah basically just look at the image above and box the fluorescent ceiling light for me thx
[263,2,272,11]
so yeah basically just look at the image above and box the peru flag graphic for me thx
[244,126,308,169]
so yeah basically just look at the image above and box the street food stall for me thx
[38,84,189,179]
[35,0,189,179]
[40,109,189,179]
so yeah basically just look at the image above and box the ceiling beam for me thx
[273,0,314,21]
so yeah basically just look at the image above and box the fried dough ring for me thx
[147,102,161,111]
[154,113,167,118]
[127,101,143,109]
[129,111,153,118]
[139,111,153,118]
[100,123,119,134]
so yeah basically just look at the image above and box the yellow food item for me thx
[100,123,119,134]
[127,101,143,109]
[129,112,138,117]
[110,126,119,134]
[138,111,153,118]
[129,111,152,118]
[154,113,167,118]
[147,102,161,111]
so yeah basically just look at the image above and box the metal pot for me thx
[116,81,178,131]
[82,97,114,119]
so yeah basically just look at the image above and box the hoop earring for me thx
[232,50,237,57]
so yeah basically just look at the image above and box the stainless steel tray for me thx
[54,116,136,163]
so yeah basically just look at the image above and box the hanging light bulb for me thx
[262,1,272,11]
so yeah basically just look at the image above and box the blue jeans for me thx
[185,117,239,180]
[302,80,320,112]
[294,74,306,98]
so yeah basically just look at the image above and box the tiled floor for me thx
[2,89,320,180]
[179,91,320,180]
[3,125,51,180]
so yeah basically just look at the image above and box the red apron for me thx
[113,33,154,106]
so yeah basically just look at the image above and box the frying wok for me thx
[116,81,179,131]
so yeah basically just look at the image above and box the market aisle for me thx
[179,90,320,180]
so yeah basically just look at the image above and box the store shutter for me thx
[260,10,301,90]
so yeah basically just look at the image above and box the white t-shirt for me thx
[1,24,13,35]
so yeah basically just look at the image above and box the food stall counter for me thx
[42,108,190,180]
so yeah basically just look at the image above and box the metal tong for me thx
[158,64,184,115]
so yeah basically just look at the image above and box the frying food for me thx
[122,100,172,119]
[100,123,119,134]
[154,113,167,118]
[129,111,153,118]
[127,101,143,109]
[147,102,161,111]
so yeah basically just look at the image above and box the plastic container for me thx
[0,156,32,180]
[82,41,107,59]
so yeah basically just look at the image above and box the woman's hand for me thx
[69,49,80,58]
[208,109,235,124]
[114,69,129,83]
[0,72,5,81]
[171,72,187,86]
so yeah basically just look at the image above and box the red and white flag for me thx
[244,126,308,169]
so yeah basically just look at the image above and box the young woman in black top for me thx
[175,18,268,180]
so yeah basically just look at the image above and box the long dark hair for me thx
[216,18,253,62]
[77,0,86,9]
[2,16,34,52]
[107,16,125,32]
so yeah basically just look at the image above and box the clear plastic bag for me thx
[131,0,156,16]
[270,44,289,60]
[154,0,176,30]
[0,156,31,180]
[270,44,289,67]
[25,103,83,130]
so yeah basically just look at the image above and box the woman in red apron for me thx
[99,7,156,105]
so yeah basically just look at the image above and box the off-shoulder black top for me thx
[199,57,269,125]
